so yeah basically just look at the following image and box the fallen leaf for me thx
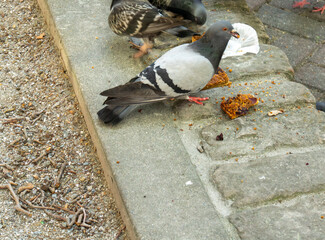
[268,109,284,116]
[36,33,45,39]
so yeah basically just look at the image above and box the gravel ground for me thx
[0,0,126,239]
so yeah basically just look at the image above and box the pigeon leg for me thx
[129,41,142,50]
[312,5,325,14]
[133,39,154,58]
[187,96,209,105]
[292,0,310,8]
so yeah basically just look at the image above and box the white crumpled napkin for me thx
[222,23,260,59]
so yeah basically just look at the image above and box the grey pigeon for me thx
[109,0,196,57]
[148,0,207,25]
[98,21,239,124]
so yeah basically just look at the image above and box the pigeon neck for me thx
[192,38,229,71]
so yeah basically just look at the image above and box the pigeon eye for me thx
[223,27,228,31]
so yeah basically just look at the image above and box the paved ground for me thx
[246,0,325,102]
[0,0,126,239]
[3,0,325,239]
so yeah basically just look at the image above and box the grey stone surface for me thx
[220,44,293,81]
[310,44,325,67]
[295,62,325,91]
[245,0,267,11]
[270,0,325,22]
[213,150,325,207]
[229,193,325,240]
[257,4,325,41]
[198,74,319,162]
[265,26,318,68]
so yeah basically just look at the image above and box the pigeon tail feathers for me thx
[97,105,137,125]
[164,26,197,37]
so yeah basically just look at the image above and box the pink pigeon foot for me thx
[292,0,311,8]
[312,5,325,14]
[187,96,209,105]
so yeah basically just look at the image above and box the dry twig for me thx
[67,208,83,228]
[0,183,32,216]
[1,117,25,124]
[53,204,75,214]
[23,200,56,210]
[0,164,14,171]
[27,150,48,164]
[18,182,35,193]
[45,210,67,222]
[8,137,22,147]
[81,208,91,228]
[54,162,68,188]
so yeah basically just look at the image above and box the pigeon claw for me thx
[133,42,154,58]
[187,96,209,105]
[292,0,310,8]
[312,5,325,14]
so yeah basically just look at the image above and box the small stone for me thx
[98,226,104,231]
[197,145,204,153]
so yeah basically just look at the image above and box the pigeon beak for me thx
[230,30,240,39]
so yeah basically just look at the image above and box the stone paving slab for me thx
[213,149,325,207]
[265,27,318,68]
[229,193,325,240]
[270,0,325,22]
[220,44,293,80]
[295,62,325,91]
[310,44,325,67]
[245,0,266,11]
[257,4,325,41]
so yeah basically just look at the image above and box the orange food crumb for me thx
[321,216,324,219]
[202,68,232,90]
[229,69,233,73]
[188,123,193,126]
[116,161,120,164]
[235,158,239,162]
[252,147,255,150]
[220,94,259,119]
[91,66,94,69]
[191,32,205,42]
[173,118,176,121]
[253,127,257,130]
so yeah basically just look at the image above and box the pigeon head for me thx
[191,21,239,70]
[204,21,239,42]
